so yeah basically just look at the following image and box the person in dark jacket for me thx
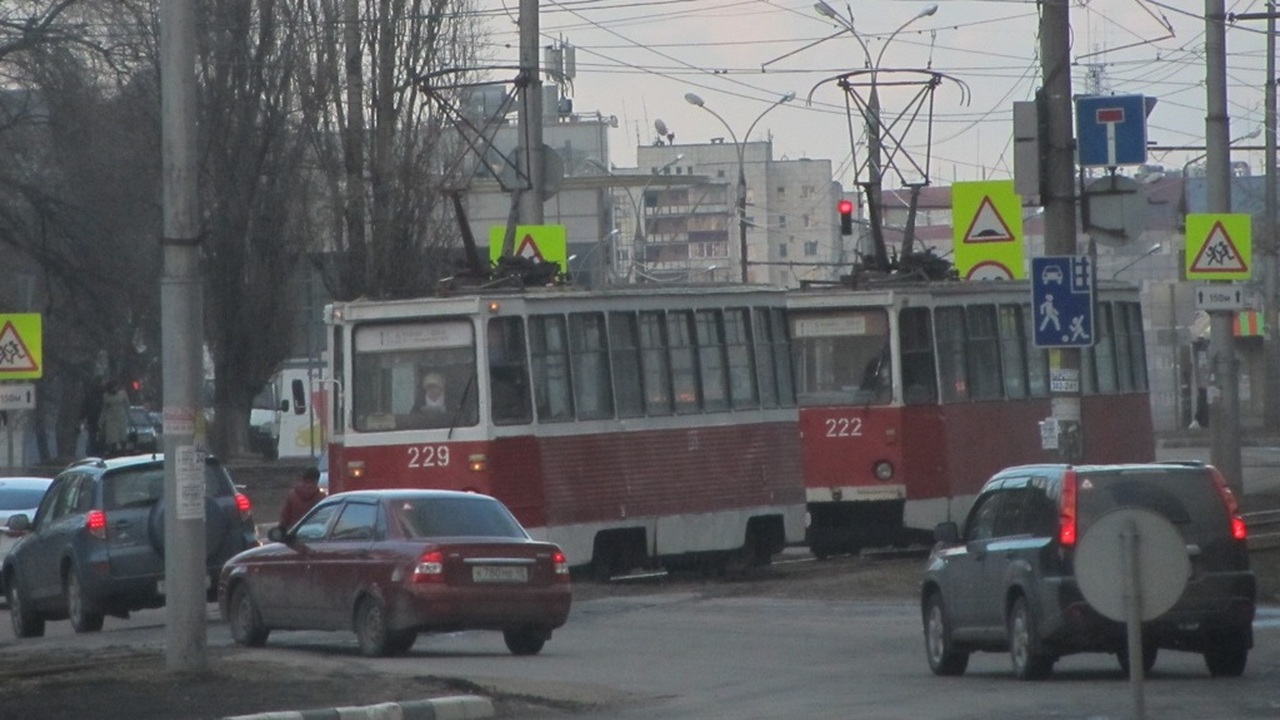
[278,466,323,530]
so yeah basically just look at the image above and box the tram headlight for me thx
[873,460,894,481]
[347,460,366,480]
[469,453,487,472]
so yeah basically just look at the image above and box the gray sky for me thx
[477,0,1271,189]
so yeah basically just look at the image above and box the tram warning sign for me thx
[0,314,42,380]
[1186,214,1250,280]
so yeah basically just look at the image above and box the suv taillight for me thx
[412,550,446,583]
[1058,469,1078,547]
[86,510,107,540]
[234,492,253,522]
[1209,467,1248,541]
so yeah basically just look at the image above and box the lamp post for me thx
[814,2,937,270]
[684,91,795,283]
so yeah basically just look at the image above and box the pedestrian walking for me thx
[98,380,131,457]
[279,466,324,530]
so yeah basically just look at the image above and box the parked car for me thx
[0,477,54,562]
[921,462,1255,680]
[127,406,159,453]
[1,454,258,637]
[219,489,571,657]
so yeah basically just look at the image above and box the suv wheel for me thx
[1117,640,1158,677]
[8,580,45,638]
[1203,627,1248,677]
[66,569,105,633]
[1008,596,1053,680]
[923,592,968,676]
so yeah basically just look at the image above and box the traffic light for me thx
[838,199,854,236]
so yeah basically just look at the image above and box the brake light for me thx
[1058,469,1078,547]
[413,550,445,583]
[1209,468,1248,541]
[235,493,253,522]
[86,510,107,540]
[553,550,570,582]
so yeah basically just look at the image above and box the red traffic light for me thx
[838,199,854,235]
[838,199,854,214]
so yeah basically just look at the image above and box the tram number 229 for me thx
[408,445,450,468]
[824,417,863,438]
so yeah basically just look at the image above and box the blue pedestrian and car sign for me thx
[1032,256,1095,348]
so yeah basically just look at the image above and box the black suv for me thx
[1,454,258,637]
[921,462,1256,679]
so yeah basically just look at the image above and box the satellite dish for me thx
[654,119,668,137]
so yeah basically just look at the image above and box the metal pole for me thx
[517,0,543,226]
[1122,523,1147,719]
[1040,0,1084,462]
[737,157,749,283]
[1206,0,1244,496]
[160,0,207,672]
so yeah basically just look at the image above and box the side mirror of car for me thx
[5,514,31,535]
[267,526,287,543]
[933,521,960,545]
[291,379,307,416]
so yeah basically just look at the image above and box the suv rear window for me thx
[102,462,235,511]
[1074,467,1226,535]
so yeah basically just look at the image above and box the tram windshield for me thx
[791,310,892,406]
[351,320,480,432]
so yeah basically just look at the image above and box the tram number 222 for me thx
[408,445,451,468]
[825,417,864,438]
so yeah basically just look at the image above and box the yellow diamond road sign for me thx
[1186,213,1251,280]
[0,313,42,380]
[952,180,1026,280]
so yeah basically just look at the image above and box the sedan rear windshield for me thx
[0,489,49,510]
[1075,467,1227,535]
[391,497,527,539]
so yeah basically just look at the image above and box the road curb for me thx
[221,694,495,720]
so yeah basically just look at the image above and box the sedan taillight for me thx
[413,550,446,583]
[85,510,107,540]
[553,550,570,582]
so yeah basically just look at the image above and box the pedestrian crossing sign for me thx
[0,313,42,379]
[1186,213,1250,280]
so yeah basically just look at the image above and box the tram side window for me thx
[609,312,644,418]
[529,315,575,422]
[899,307,937,405]
[695,309,730,412]
[935,307,969,402]
[753,308,779,408]
[791,310,891,406]
[488,317,533,425]
[1093,303,1118,394]
[667,310,699,414]
[771,308,797,406]
[569,312,614,420]
[724,308,759,410]
[333,326,345,434]
[639,311,673,415]
[1022,303,1049,397]
[1112,302,1135,392]
[1125,302,1149,390]
[965,305,1002,400]
[997,305,1028,399]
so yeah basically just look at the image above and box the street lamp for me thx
[632,153,685,282]
[685,91,795,283]
[814,2,937,270]
[1111,242,1162,280]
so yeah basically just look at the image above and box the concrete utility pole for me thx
[515,0,544,230]
[159,0,208,672]
[1039,1,1084,463]
[1206,0,1244,495]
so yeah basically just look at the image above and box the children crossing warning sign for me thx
[0,314,43,380]
[1186,213,1251,280]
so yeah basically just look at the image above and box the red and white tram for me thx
[321,285,805,576]
[788,279,1155,557]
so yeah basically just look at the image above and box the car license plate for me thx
[471,566,527,583]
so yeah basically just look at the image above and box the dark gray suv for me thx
[921,462,1256,679]
[1,454,258,637]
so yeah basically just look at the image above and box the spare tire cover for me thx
[148,497,234,560]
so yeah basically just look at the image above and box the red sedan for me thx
[217,489,571,656]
